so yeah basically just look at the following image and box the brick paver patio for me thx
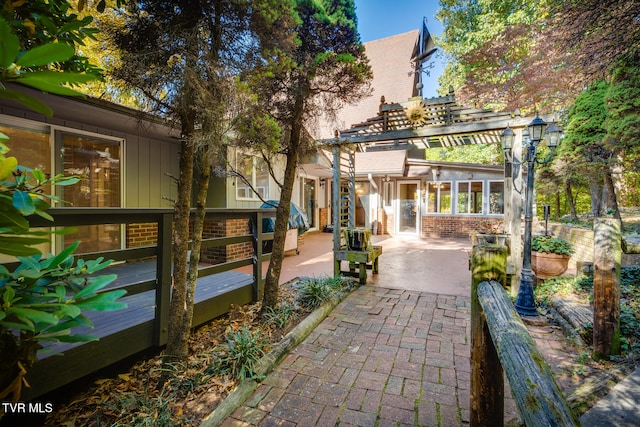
[222,286,522,426]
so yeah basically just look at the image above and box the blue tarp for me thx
[259,200,310,232]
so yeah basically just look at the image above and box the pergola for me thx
[318,89,556,292]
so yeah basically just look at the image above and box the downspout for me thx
[368,173,378,235]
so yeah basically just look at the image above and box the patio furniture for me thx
[335,245,382,284]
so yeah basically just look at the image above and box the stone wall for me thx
[548,222,640,268]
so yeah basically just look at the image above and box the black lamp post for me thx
[501,114,562,316]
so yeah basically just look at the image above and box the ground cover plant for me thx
[42,275,357,426]
[535,267,640,356]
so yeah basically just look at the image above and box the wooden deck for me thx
[39,261,253,356]
[14,208,274,400]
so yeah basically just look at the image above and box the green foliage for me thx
[531,235,574,255]
[108,389,175,427]
[423,144,501,164]
[534,275,579,307]
[0,144,80,256]
[261,300,299,329]
[604,48,640,155]
[0,149,127,400]
[294,275,356,310]
[0,11,100,116]
[537,267,640,356]
[212,326,267,380]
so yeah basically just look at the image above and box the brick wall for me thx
[376,209,387,235]
[421,216,503,239]
[126,222,158,247]
[319,208,329,231]
[202,218,252,264]
[385,212,394,235]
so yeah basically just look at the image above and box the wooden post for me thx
[252,211,264,301]
[505,127,523,296]
[154,212,173,346]
[478,280,580,427]
[332,144,341,277]
[593,217,622,359]
[470,243,508,427]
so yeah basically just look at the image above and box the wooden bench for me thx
[335,245,382,284]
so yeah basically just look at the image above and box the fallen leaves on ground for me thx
[45,286,302,426]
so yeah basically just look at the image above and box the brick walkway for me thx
[219,234,586,426]
[222,286,524,426]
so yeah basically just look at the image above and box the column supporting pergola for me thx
[321,94,555,288]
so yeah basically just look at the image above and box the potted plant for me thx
[531,234,574,279]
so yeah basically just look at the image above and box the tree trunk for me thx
[593,218,622,359]
[604,168,623,224]
[589,180,603,217]
[262,87,306,312]
[165,136,195,363]
[185,144,212,332]
[566,180,577,218]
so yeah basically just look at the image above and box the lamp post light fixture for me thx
[501,114,562,316]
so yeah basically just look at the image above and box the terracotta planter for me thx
[531,251,570,279]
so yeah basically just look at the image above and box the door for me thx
[397,181,420,234]
[303,178,316,229]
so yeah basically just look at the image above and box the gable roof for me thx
[314,30,419,140]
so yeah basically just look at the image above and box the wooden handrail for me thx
[470,243,580,427]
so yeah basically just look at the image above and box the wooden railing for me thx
[7,207,275,399]
[470,243,580,426]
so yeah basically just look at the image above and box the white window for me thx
[1,119,123,254]
[457,181,483,214]
[236,153,269,200]
[426,181,452,214]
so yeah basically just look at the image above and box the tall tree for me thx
[603,48,640,206]
[558,80,620,216]
[435,0,573,112]
[245,0,371,311]
[551,0,640,88]
[109,0,291,369]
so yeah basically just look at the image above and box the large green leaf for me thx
[0,18,20,69]
[75,289,127,311]
[19,70,98,85]
[9,307,60,324]
[15,78,86,97]
[40,241,79,270]
[0,155,17,180]
[0,89,53,117]
[16,43,75,67]
[0,236,47,256]
[13,190,35,215]
[55,304,82,318]
[73,274,118,299]
[0,205,30,230]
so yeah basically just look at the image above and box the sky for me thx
[354,0,446,98]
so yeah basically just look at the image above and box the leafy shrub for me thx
[0,156,127,401]
[212,326,267,380]
[294,276,355,309]
[532,235,574,255]
[262,300,299,329]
